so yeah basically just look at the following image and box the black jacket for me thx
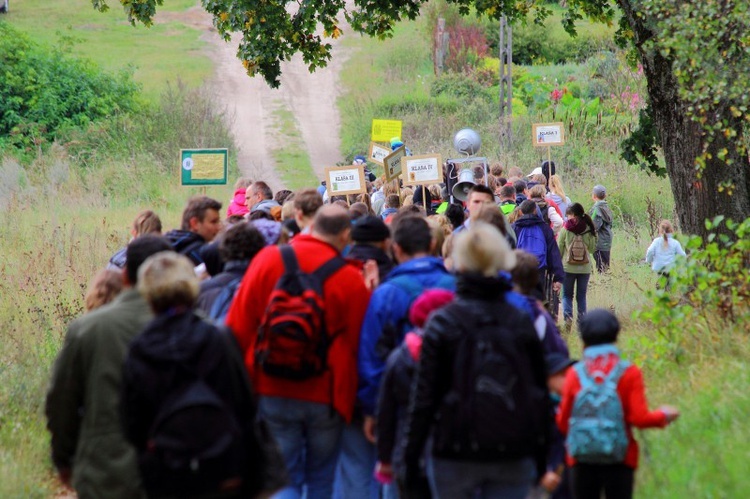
[164,230,206,266]
[347,243,395,284]
[402,274,549,478]
[195,260,250,316]
[121,311,261,497]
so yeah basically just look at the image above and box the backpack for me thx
[254,245,345,380]
[432,302,546,459]
[517,225,547,269]
[567,232,590,265]
[144,357,246,491]
[566,360,630,464]
[208,276,242,325]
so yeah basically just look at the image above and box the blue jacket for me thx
[357,257,455,416]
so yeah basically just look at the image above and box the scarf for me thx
[563,216,588,235]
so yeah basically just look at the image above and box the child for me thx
[227,177,253,217]
[375,289,455,494]
[84,268,124,311]
[589,185,614,273]
[645,220,686,290]
[556,309,680,499]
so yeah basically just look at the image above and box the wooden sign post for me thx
[402,154,443,211]
[532,122,565,168]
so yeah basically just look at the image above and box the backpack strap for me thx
[313,255,347,283]
[279,245,299,274]
[574,362,594,390]
[604,360,630,386]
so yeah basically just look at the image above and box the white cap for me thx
[527,167,543,177]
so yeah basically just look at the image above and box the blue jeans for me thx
[563,272,591,323]
[427,456,535,498]
[334,423,379,499]
[259,396,344,499]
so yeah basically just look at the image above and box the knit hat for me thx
[579,308,620,346]
[351,215,390,243]
[408,289,455,329]
[251,219,282,246]
[593,184,607,198]
[390,137,404,150]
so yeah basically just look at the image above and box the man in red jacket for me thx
[556,309,679,499]
[226,204,370,499]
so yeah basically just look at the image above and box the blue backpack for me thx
[517,225,547,269]
[208,277,243,326]
[566,361,630,464]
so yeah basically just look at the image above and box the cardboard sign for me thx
[371,119,402,142]
[325,165,366,196]
[383,146,406,182]
[180,149,228,185]
[402,154,443,186]
[368,142,391,165]
[532,122,565,147]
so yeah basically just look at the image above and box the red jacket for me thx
[225,235,370,422]
[556,352,668,468]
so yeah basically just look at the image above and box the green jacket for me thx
[590,200,614,251]
[557,227,598,274]
[46,289,151,499]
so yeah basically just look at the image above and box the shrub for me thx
[0,23,140,154]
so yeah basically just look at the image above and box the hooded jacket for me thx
[250,198,281,215]
[227,188,249,217]
[164,229,206,266]
[195,259,251,315]
[590,200,614,251]
[557,218,598,274]
[512,215,565,283]
[347,243,395,284]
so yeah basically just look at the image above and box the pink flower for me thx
[550,88,563,103]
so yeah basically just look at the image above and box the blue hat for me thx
[390,137,404,150]
[353,155,367,165]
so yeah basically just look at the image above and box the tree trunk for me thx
[617,0,750,239]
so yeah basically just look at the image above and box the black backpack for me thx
[432,301,547,460]
[142,353,247,495]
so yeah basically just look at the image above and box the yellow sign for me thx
[191,154,225,179]
[371,119,402,142]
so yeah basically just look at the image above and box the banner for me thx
[368,142,391,165]
[532,122,565,147]
[325,165,366,196]
[402,154,443,186]
[371,119,402,142]
[180,149,228,185]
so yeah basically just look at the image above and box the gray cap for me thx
[593,184,606,198]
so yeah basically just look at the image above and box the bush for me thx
[0,23,140,154]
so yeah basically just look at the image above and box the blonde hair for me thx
[531,174,547,185]
[659,219,675,247]
[529,184,546,199]
[548,175,566,199]
[132,210,162,236]
[281,200,296,220]
[400,187,414,207]
[452,222,516,276]
[84,269,124,311]
[383,179,400,198]
[425,217,447,257]
[233,177,253,190]
[428,184,441,200]
[137,253,199,314]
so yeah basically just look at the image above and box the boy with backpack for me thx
[556,309,680,499]
[590,185,614,273]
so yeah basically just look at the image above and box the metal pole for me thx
[499,17,513,149]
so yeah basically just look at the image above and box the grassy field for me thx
[4,0,211,99]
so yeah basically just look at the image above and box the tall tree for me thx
[95,0,750,237]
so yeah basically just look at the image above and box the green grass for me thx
[269,107,320,189]
[3,0,211,99]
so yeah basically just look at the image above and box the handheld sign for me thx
[383,146,406,182]
[180,149,228,186]
[368,142,391,165]
[325,165,366,196]
[532,123,565,147]
[402,154,443,186]
[371,119,402,143]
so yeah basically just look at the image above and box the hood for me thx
[512,214,545,229]
[348,244,394,268]
[135,311,218,364]
[456,272,512,301]
[232,189,247,207]
[251,198,281,214]
[592,201,613,224]
[164,229,205,253]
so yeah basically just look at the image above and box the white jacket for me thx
[646,234,686,272]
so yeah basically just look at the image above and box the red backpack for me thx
[254,245,345,380]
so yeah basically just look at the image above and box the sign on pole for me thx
[180,149,228,186]
[368,142,391,165]
[325,165,366,196]
[383,146,406,182]
[531,123,565,147]
[371,119,402,143]
[402,154,443,186]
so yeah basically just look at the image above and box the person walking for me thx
[557,203,598,327]
[645,220,686,290]
[590,185,614,273]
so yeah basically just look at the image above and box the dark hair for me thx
[566,202,597,234]
[180,196,222,231]
[445,203,466,230]
[251,181,273,200]
[497,177,508,187]
[125,235,172,284]
[499,184,516,200]
[511,250,540,294]
[293,188,323,217]
[541,160,556,181]
[249,210,274,221]
[274,189,294,205]
[475,205,509,237]
[393,215,432,255]
[472,165,485,181]
[219,222,266,262]
[349,202,370,221]
[386,194,401,209]
[312,205,352,237]
[469,184,494,199]
[490,163,504,177]
[579,309,620,346]
[519,199,538,215]
[513,179,527,194]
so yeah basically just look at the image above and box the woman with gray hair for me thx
[402,222,549,499]
[121,252,277,498]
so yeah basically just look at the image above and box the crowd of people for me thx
[46,158,685,499]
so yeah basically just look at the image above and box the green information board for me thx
[180,149,228,186]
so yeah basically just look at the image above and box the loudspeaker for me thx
[452,169,476,202]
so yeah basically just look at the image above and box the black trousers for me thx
[571,463,634,499]
[594,250,611,273]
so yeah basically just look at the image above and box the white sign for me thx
[368,142,391,166]
[402,154,443,186]
[532,122,565,147]
[383,145,406,182]
[325,165,366,196]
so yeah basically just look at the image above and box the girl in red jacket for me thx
[556,309,679,499]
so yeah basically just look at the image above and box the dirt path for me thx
[158,6,350,191]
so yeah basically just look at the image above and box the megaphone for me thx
[452,168,476,202]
